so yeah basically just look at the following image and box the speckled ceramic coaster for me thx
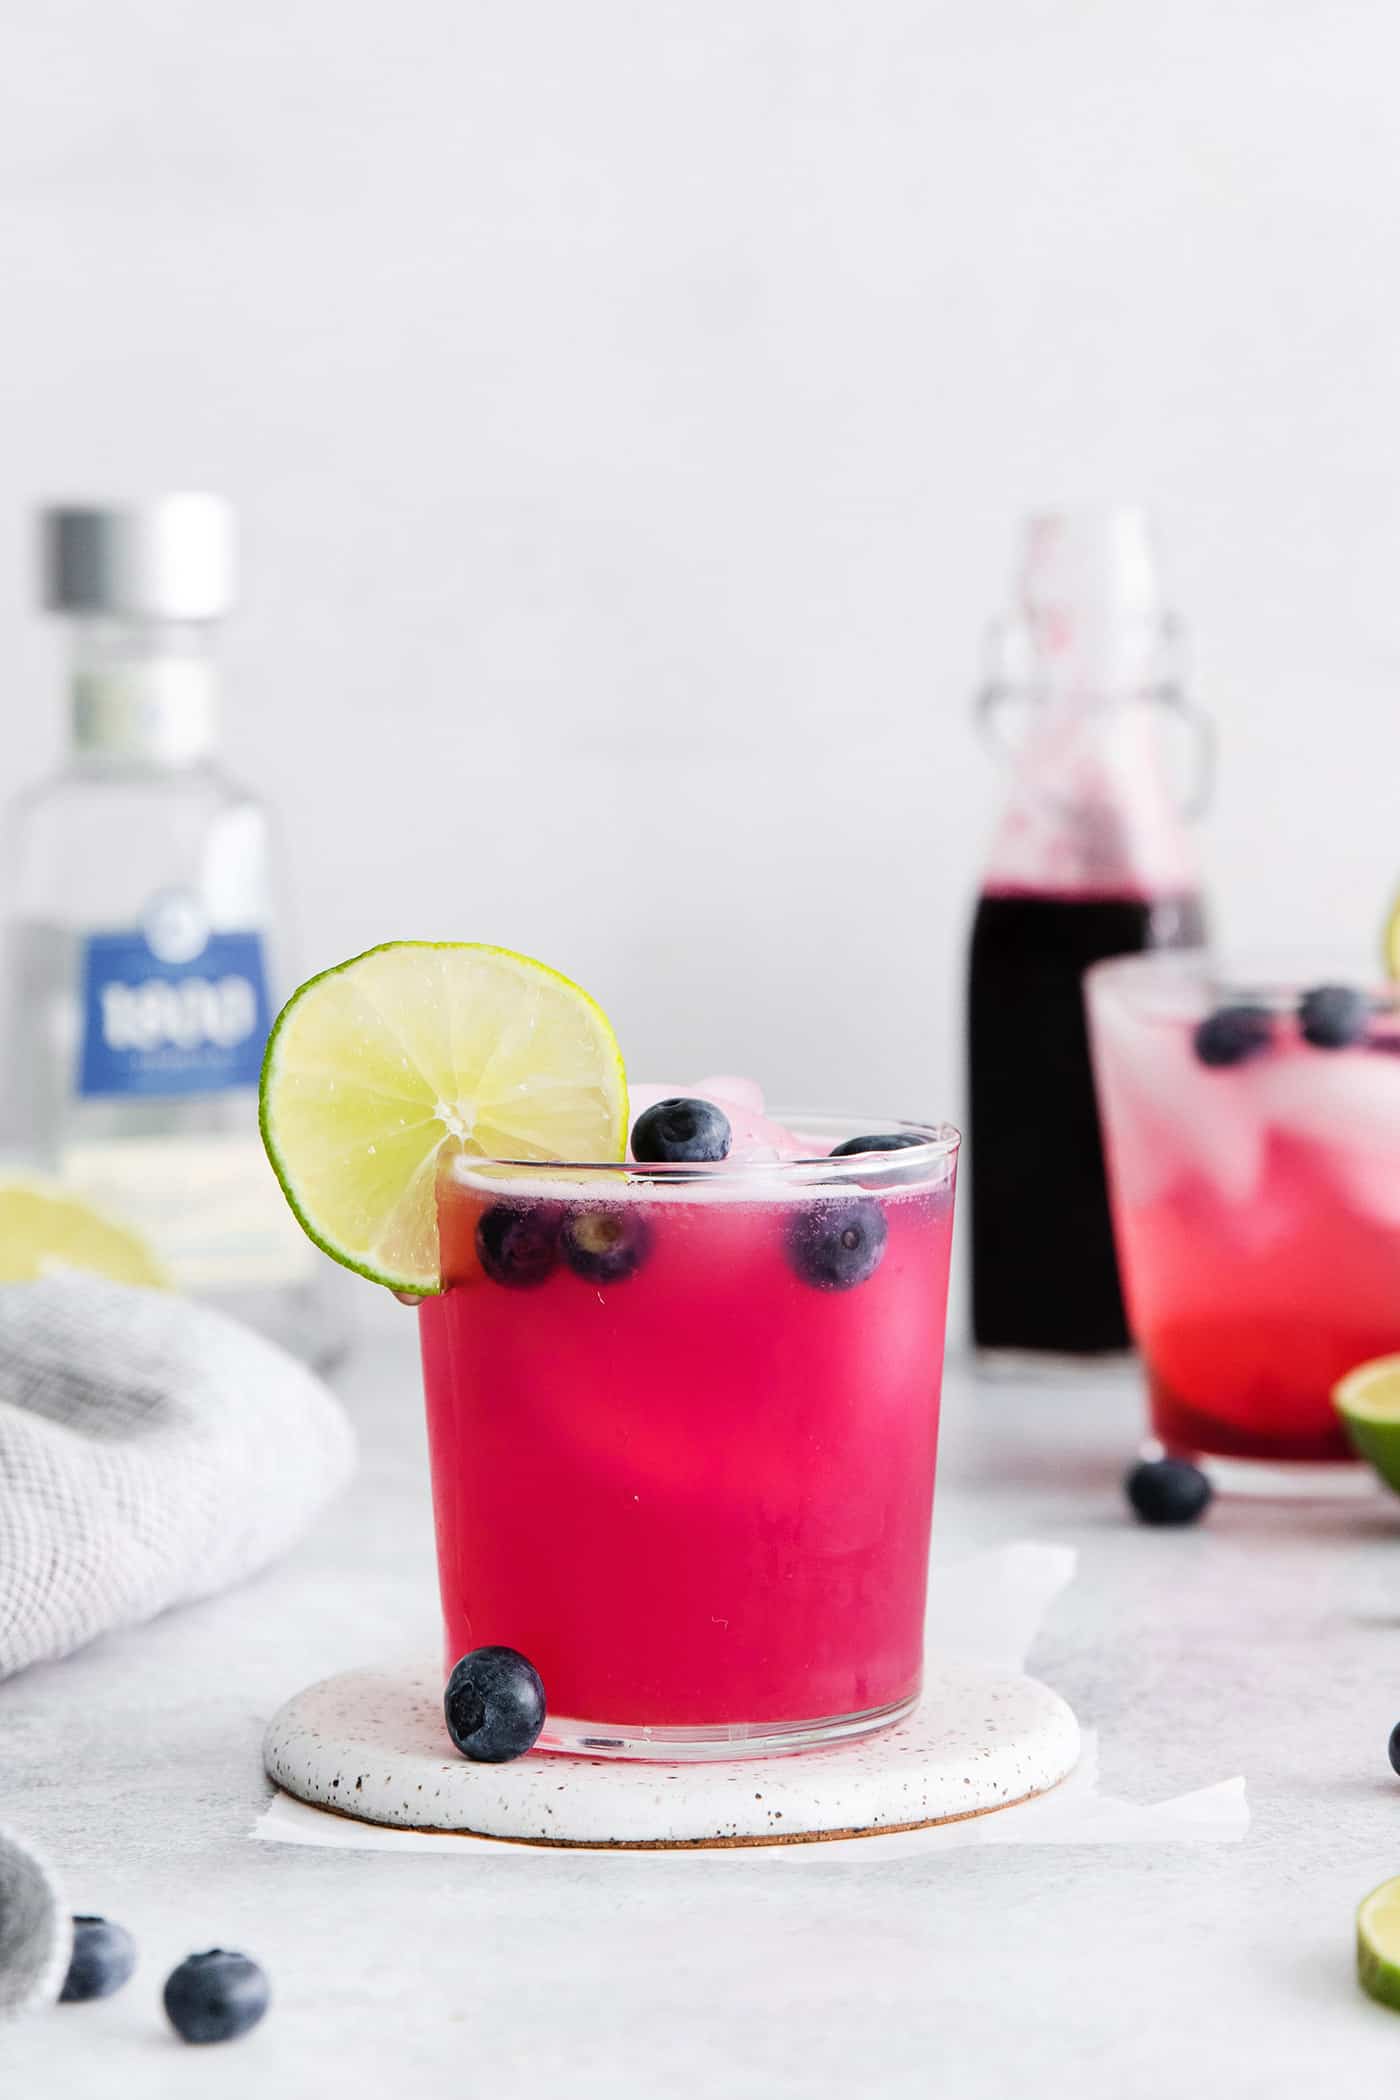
[263,1661,1080,1849]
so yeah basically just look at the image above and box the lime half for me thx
[0,1177,168,1288]
[259,942,627,1294]
[1333,1357,1400,1494]
[1359,1876,1400,2009]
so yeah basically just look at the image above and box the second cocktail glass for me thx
[1087,951,1400,1487]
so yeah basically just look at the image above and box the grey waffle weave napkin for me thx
[0,1276,355,1680]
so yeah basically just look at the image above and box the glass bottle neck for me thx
[65,617,220,769]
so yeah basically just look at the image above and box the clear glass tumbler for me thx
[1087,950,1400,1489]
[417,1115,959,1759]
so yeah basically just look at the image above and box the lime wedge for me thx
[0,1177,168,1288]
[1359,1877,1400,2008]
[1385,895,1400,981]
[259,942,628,1294]
[1333,1357,1400,1492]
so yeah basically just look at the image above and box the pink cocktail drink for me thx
[1088,954,1400,1472]
[418,1114,958,1757]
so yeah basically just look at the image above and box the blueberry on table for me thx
[445,1645,547,1763]
[475,1202,561,1288]
[829,1132,925,1158]
[561,1206,651,1283]
[1299,983,1370,1049]
[1192,1006,1273,1069]
[1124,1457,1213,1526]
[163,1950,270,2044]
[787,1196,888,1290]
[1389,1723,1400,1779]
[631,1097,732,1163]
[59,1915,137,2003]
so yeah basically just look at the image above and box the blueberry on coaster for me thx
[787,1197,888,1290]
[475,1202,562,1288]
[1124,1457,1213,1526]
[561,1207,651,1283]
[829,1132,925,1158]
[163,1950,270,2044]
[1192,1006,1273,1069]
[1299,984,1370,1050]
[59,1916,137,2004]
[445,1645,547,1763]
[631,1097,731,1163]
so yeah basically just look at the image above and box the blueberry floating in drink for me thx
[59,1915,137,2003]
[829,1132,925,1158]
[787,1197,888,1290]
[561,1206,651,1283]
[631,1097,732,1163]
[1192,1005,1273,1069]
[445,1645,547,1763]
[475,1202,563,1289]
[1298,983,1370,1049]
[163,1950,270,2044]
[1124,1456,1213,1526]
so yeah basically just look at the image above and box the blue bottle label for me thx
[78,899,273,1099]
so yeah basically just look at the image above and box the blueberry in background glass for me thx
[163,1950,270,2044]
[631,1097,731,1163]
[445,1645,547,1762]
[561,1207,651,1283]
[475,1202,562,1288]
[1298,984,1370,1049]
[1192,1005,1273,1068]
[59,1915,137,2003]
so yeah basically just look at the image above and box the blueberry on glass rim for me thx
[1298,983,1370,1050]
[787,1196,888,1290]
[60,1916,137,2004]
[163,1950,270,2045]
[445,1645,547,1763]
[475,1202,562,1288]
[1192,1005,1273,1069]
[829,1131,925,1158]
[1124,1456,1213,1527]
[631,1097,732,1164]
[561,1206,651,1284]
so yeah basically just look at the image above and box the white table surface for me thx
[7,1300,1400,2097]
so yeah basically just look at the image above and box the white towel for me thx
[0,1276,355,1681]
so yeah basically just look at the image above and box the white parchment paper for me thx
[252,1541,1248,1860]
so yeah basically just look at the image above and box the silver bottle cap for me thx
[40,494,236,619]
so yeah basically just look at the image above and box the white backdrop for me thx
[2,0,1398,1145]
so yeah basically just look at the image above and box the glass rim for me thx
[443,1111,960,1185]
[1087,946,1398,1012]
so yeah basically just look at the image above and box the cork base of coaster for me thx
[264,1660,1080,1850]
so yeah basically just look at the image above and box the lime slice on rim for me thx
[258,942,628,1294]
[0,1177,168,1287]
[1359,1876,1400,2008]
[1333,1357,1400,1493]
